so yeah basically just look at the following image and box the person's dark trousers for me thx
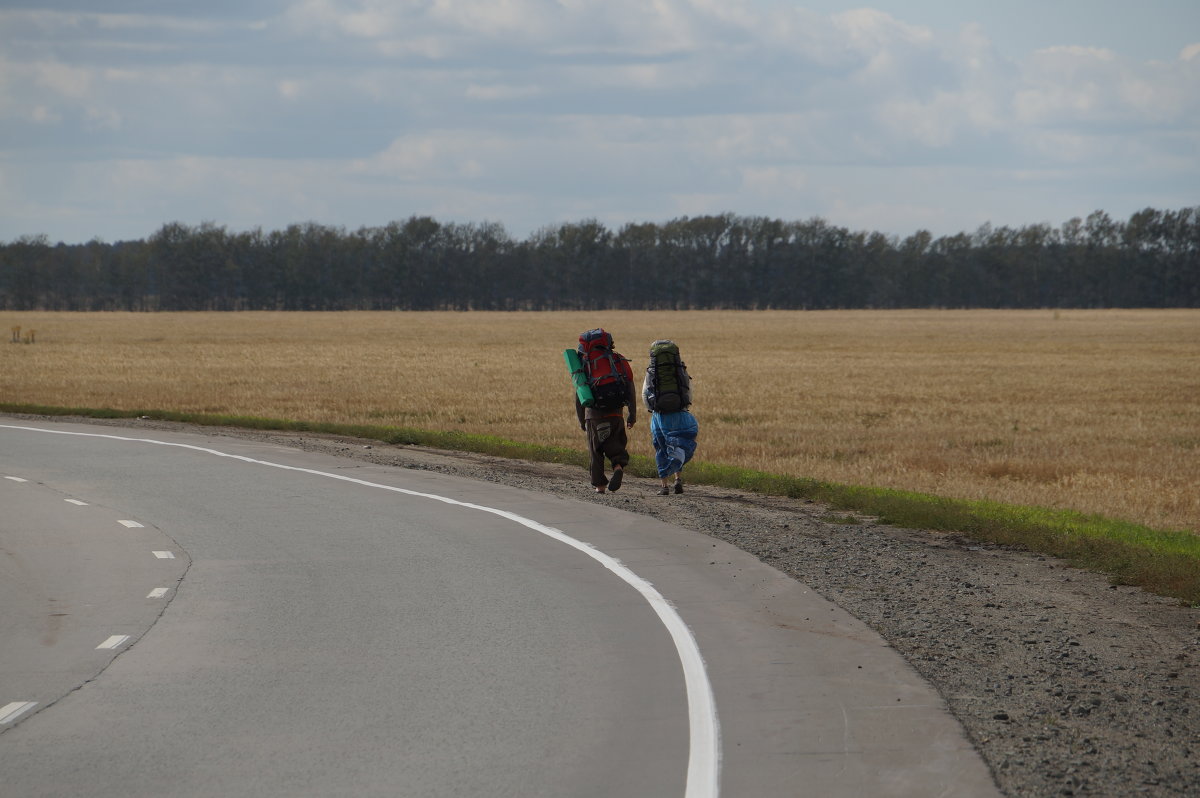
[586,415,629,487]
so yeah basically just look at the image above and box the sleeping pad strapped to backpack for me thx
[563,347,594,408]
[578,329,632,410]
[646,339,690,413]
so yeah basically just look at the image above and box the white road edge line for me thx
[97,635,131,650]
[119,519,144,528]
[0,701,38,724]
[65,499,88,506]
[152,551,175,559]
[4,476,28,482]
[1,423,722,798]
[147,587,170,599]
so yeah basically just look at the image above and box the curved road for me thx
[0,420,1000,797]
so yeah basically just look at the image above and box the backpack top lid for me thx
[649,339,678,356]
[579,328,614,352]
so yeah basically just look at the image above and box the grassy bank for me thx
[6,403,1198,606]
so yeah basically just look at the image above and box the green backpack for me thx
[646,340,690,413]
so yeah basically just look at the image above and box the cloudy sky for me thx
[2,0,1197,244]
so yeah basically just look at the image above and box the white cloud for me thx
[1018,130,1107,164]
[1015,43,1199,127]
[427,0,562,37]
[878,92,964,148]
[102,68,141,82]
[464,83,542,101]
[283,0,737,59]
[739,165,808,194]
[34,61,93,99]
[0,7,266,38]
[832,8,934,51]
[1037,44,1116,61]
[85,106,122,130]
[355,130,522,181]
[31,105,61,124]
[278,79,303,100]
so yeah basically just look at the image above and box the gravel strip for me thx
[19,417,1200,797]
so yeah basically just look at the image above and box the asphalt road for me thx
[0,420,1000,797]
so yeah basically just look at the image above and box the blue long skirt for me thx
[650,410,699,478]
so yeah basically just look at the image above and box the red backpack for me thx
[578,329,632,410]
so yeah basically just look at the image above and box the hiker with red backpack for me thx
[643,339,698,495]
[571,329,637,494]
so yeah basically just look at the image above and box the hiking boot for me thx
[608,467,623,492]
[657,486,670,495]
[673,478,683,494]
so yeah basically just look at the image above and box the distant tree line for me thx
[1,207,1196,310]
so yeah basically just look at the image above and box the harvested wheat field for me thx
[3,309,1198,533]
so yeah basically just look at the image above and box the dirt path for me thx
[18,417,1200,797]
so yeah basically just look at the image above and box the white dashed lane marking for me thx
[0,702,38,724]
[96,635,131,651]
[2,449,186,739]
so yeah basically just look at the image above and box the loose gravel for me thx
[23,417,1200,797]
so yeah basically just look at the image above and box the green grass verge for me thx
[5,402,1198,605]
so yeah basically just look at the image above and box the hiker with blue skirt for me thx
[642,340,698,495]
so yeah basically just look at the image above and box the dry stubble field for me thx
[3,309,1198,534]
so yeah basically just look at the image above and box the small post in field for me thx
[10,325,19,343]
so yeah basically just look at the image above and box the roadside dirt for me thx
[25,416,1200,797]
